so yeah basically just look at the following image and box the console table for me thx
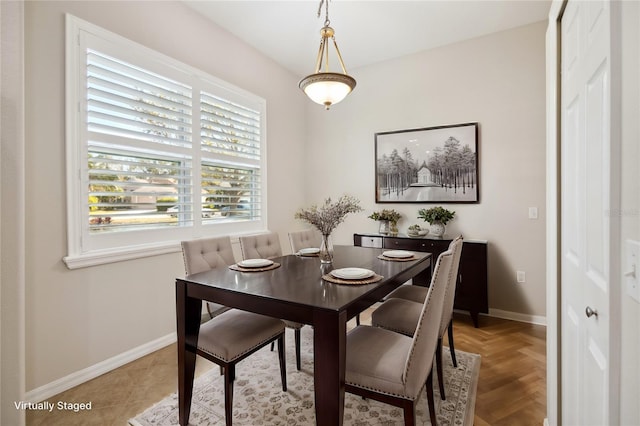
[354,233,488,327]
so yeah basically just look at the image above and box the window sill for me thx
[63,241,182,270]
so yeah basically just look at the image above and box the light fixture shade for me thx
[299,72,357,109]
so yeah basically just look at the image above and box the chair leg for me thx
[436,337,446,400]
[277,334,287,392]
[224,363,235,426]
[447,319,457,368]
[270,341,275,352]
[294,328,301,370]
[356,314,361,325]
[402,400,416,426]
[426,371,437,426]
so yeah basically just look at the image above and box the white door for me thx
[560,0,617,424]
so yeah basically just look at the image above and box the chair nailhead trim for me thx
[198,330,284,362]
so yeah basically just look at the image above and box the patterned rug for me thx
[129,327,480,426]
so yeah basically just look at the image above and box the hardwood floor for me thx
[451,312,547,426]
[26,311,546,425]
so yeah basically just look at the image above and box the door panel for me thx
[561,1,611,424]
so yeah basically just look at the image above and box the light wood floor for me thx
[26,311,546,425]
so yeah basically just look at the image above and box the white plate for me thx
[298,247,320,255]
[382,250,414,258]
[330,268,375,280]
[238,259,274,268]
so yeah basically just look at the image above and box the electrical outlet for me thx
[528,207,538,219]
[626,240,640,303]
[517,271,526,283]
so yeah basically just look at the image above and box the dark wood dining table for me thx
[176,245,432,426]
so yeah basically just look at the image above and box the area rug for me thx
[129,327,480,426]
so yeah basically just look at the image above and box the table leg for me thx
[313,309,347,426]
[176,280,202,426]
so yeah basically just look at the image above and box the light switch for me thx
[626,240,640,303]
[528,207,538,219]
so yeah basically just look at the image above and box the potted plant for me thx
[417,206,455,238]
[368,209,401,235]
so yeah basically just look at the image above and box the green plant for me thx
[417,206,455,225]
[368,209,401,223]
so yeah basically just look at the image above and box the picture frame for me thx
[375,122,479,203]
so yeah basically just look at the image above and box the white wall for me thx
[23,1,306,393]
[620,1,640,423]
[304,21,548,319]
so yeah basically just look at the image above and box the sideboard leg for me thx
[470,311,480,328]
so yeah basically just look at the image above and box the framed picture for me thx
[375,122,479,203]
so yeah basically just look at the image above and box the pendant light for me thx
[299,0,356,110]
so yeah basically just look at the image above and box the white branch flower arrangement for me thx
[294,195,363,235]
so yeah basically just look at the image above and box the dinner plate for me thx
[330,267,375,280]
[382,250,414,258]
[238,259,274,268]
[298,247,320,255]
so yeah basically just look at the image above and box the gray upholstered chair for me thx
[181,236,287,426]
[239,231,304,370]
[288,228,321,253]
[181,236,236,319]
[345,249,454,426]
[371,236,463,400]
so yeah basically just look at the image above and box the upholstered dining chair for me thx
[239,231,304,370]
[371,236,463,400]
[181,236,287,426]
[345,249,454,426]
[288,228,322,253]
[181,236,235,319]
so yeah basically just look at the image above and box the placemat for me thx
[377,254,420,262]
[229,262,281,272]
[322,273,384,285]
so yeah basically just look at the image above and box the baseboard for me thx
[25,332,176,403]
[487,308,547,326]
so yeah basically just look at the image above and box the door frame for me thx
[546,1,623,425]
[0,1,26,425]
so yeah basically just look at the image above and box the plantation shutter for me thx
[200,91,262,220]
[86,50,194,231]
[87,50,192,148]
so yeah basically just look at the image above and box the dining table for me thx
[176,244,432,426]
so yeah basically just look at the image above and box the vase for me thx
[389,221,398,236]
[378,220,390,235]
[429,221,445,238]
[319,233,334,263]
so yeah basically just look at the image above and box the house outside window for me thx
[64,15,266,269]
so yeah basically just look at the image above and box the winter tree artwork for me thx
[374,122,479,203]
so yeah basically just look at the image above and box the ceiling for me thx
[183,0,551,77]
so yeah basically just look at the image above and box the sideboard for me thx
[353,233,488,327]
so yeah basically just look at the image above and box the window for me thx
[64,15,266,268]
